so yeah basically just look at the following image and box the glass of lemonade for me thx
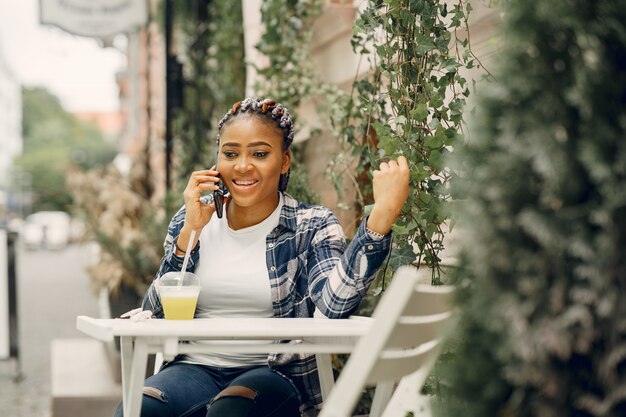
[157,272,200,320]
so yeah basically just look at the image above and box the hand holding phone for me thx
[181,166,223,232]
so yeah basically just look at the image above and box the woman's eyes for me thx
[223,151,268,158]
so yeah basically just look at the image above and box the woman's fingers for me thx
[192,167,218,176]
[182,169,224,230]
[188,173,220,188]
[192,175,219,183]
[375,156,407,177]
[372,155,410,210]
[367,155,411,234]
[184,171,220,199]
[397,155,408,170]
[196,182,219,191]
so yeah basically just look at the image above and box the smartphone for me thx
[213,161,228,218]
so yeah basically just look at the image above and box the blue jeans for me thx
[113,361,301,417]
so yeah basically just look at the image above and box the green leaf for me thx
[415,34,436,55]
[389,243,417,270]
[449,99,465,116]
[411,103,429,122]
[395,219,418,233]
[441,57,461,72]
[379,134,400,155]
[375,44,391,57]
[400,10,415,27]
[428,149,443,170]
[430,96,445,109]
[372,121,393,137]
[426,223,438,240]
[410,163,431,182]
[391,223,410,234]
[425,128,446,149]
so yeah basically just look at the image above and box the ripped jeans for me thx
[113,361,301,417]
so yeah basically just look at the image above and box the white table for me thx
[76,316,373,417]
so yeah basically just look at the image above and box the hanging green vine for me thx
[171,0,246,192]
[331,0,486,284]
[254,0,325,109]
[253,0,331,204]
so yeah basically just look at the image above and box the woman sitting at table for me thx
[113,97,410,417]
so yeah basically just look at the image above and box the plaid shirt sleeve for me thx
[307,210,392,318]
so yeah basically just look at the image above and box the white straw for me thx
[178,229,196,286]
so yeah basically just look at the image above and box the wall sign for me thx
[40,0,148,38]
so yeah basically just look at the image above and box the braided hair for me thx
[216,98,294,192]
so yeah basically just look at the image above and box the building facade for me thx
[115,2,166,201]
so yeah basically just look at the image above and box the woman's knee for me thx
[205,385,256,416]
[205,384,299,417]
[206,396,254,417]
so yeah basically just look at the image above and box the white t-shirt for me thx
[181,194,283,367]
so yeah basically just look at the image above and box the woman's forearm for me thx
[366,205,399,236]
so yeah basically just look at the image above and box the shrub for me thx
[438,1,626,416]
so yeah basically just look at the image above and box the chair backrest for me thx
[318,266,454,417]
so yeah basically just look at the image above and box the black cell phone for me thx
[213,161,227,218]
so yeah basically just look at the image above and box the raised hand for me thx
[176,167,225,254]
[367,155,411,236]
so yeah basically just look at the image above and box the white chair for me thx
[318,265,454,417]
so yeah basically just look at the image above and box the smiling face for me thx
[217,115,291,226]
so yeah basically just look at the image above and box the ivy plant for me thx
[253,0,329,204]
[254,0,325,110]
[331,0,484,284]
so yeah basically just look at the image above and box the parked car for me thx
[22,211,72,250]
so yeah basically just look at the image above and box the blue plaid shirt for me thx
[142,193,391,410]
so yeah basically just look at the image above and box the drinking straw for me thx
[178,229,196,286]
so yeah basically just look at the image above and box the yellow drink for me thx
[157,272,200,320]
[160,289,199,320]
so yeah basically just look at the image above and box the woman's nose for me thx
[234,156,252,172]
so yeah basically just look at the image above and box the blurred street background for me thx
[0,243,99,417]
[1,0,126,415]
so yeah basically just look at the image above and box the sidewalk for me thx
[0,243,100,417]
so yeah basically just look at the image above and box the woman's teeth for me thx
[234,180,257,186]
